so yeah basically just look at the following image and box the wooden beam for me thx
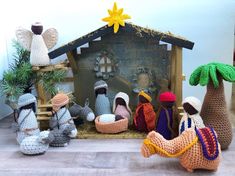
[173,46,183,108]
[73,73,80,104]
[38,104,53,108]
[170,45,176,94]
[66,50,79,74]
[49,26,113,59]
[124,23,194,50]
[48,23,194,60]
[37,116,50,121]
[62,77,74,82]
[32,63,69,72]
[37,112,52,116]
[177,107,183,110]
[35,82,48,104]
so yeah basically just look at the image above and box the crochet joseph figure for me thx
[155,92,177,140]
[113,92,132,119]
[15,93,50,155]
[134,91,156,132]
[141,128,221,172]
[49,93,77,147]
[94,80,112,116]
[16,22,58,66]
[179,97,205,135]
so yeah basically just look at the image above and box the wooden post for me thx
[66,50,79,102]
[170,45,176,94]
[172,45,183,108]
[35,76,48,104]
[66,50,79,74]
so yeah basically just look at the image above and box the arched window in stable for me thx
[94,51,118,80]
[99,56,112,73]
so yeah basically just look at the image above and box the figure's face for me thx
[139,95,149,103]
[116,98,126,106]
[20,103,36,113]
[161,101,175,108]
[183,103,198,115]
[137,73,150,88]
[95,88,107,97]
[31,24,43,35]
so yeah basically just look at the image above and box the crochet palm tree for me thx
[189,62,235,150]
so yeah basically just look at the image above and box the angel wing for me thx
[42,28,58,49]
[15,27,33,51]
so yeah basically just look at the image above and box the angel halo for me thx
[16,22,58,66]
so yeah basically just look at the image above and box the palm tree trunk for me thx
[200,76,233,150]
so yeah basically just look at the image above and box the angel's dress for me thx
[30,35,50,66]
[16,109,40,144]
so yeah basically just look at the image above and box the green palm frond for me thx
[199,65,210,86]
[39,70,66,96]
[216,63,235,82]
[189,62,235,88]
[209,64,219,87]
[189,65,203,86]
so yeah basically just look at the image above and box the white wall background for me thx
[0,0,234,118]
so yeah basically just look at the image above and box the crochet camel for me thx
[141,128,221,172]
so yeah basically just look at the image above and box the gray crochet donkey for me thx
[49,93,77,147]
[13,93,51,155]
[69,98,95,122]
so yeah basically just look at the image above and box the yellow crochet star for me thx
[102,2,131,33]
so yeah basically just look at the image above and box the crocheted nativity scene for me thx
[4,2,234,173]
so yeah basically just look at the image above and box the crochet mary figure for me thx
[113,92,132,119]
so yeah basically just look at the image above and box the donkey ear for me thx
[85,98,89,106]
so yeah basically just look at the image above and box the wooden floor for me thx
[0,116,234,176]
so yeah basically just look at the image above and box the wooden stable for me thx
[48,23,194,113]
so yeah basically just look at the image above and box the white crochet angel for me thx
[15,22,58,66]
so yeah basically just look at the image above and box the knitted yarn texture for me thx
[200,80,233,150]
[16,109,40,144]
[95,94,112,116]
[50,107,77,138]
[51,93,69,112]
[95,116,128,134]
[141,128,220,172]
[20,130,50,155]
[30,35,50,66]
[48,129,71,147]
[18,93,37,109]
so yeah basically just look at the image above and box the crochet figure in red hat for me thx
[134,91,156,132]
[155,92,178,139]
